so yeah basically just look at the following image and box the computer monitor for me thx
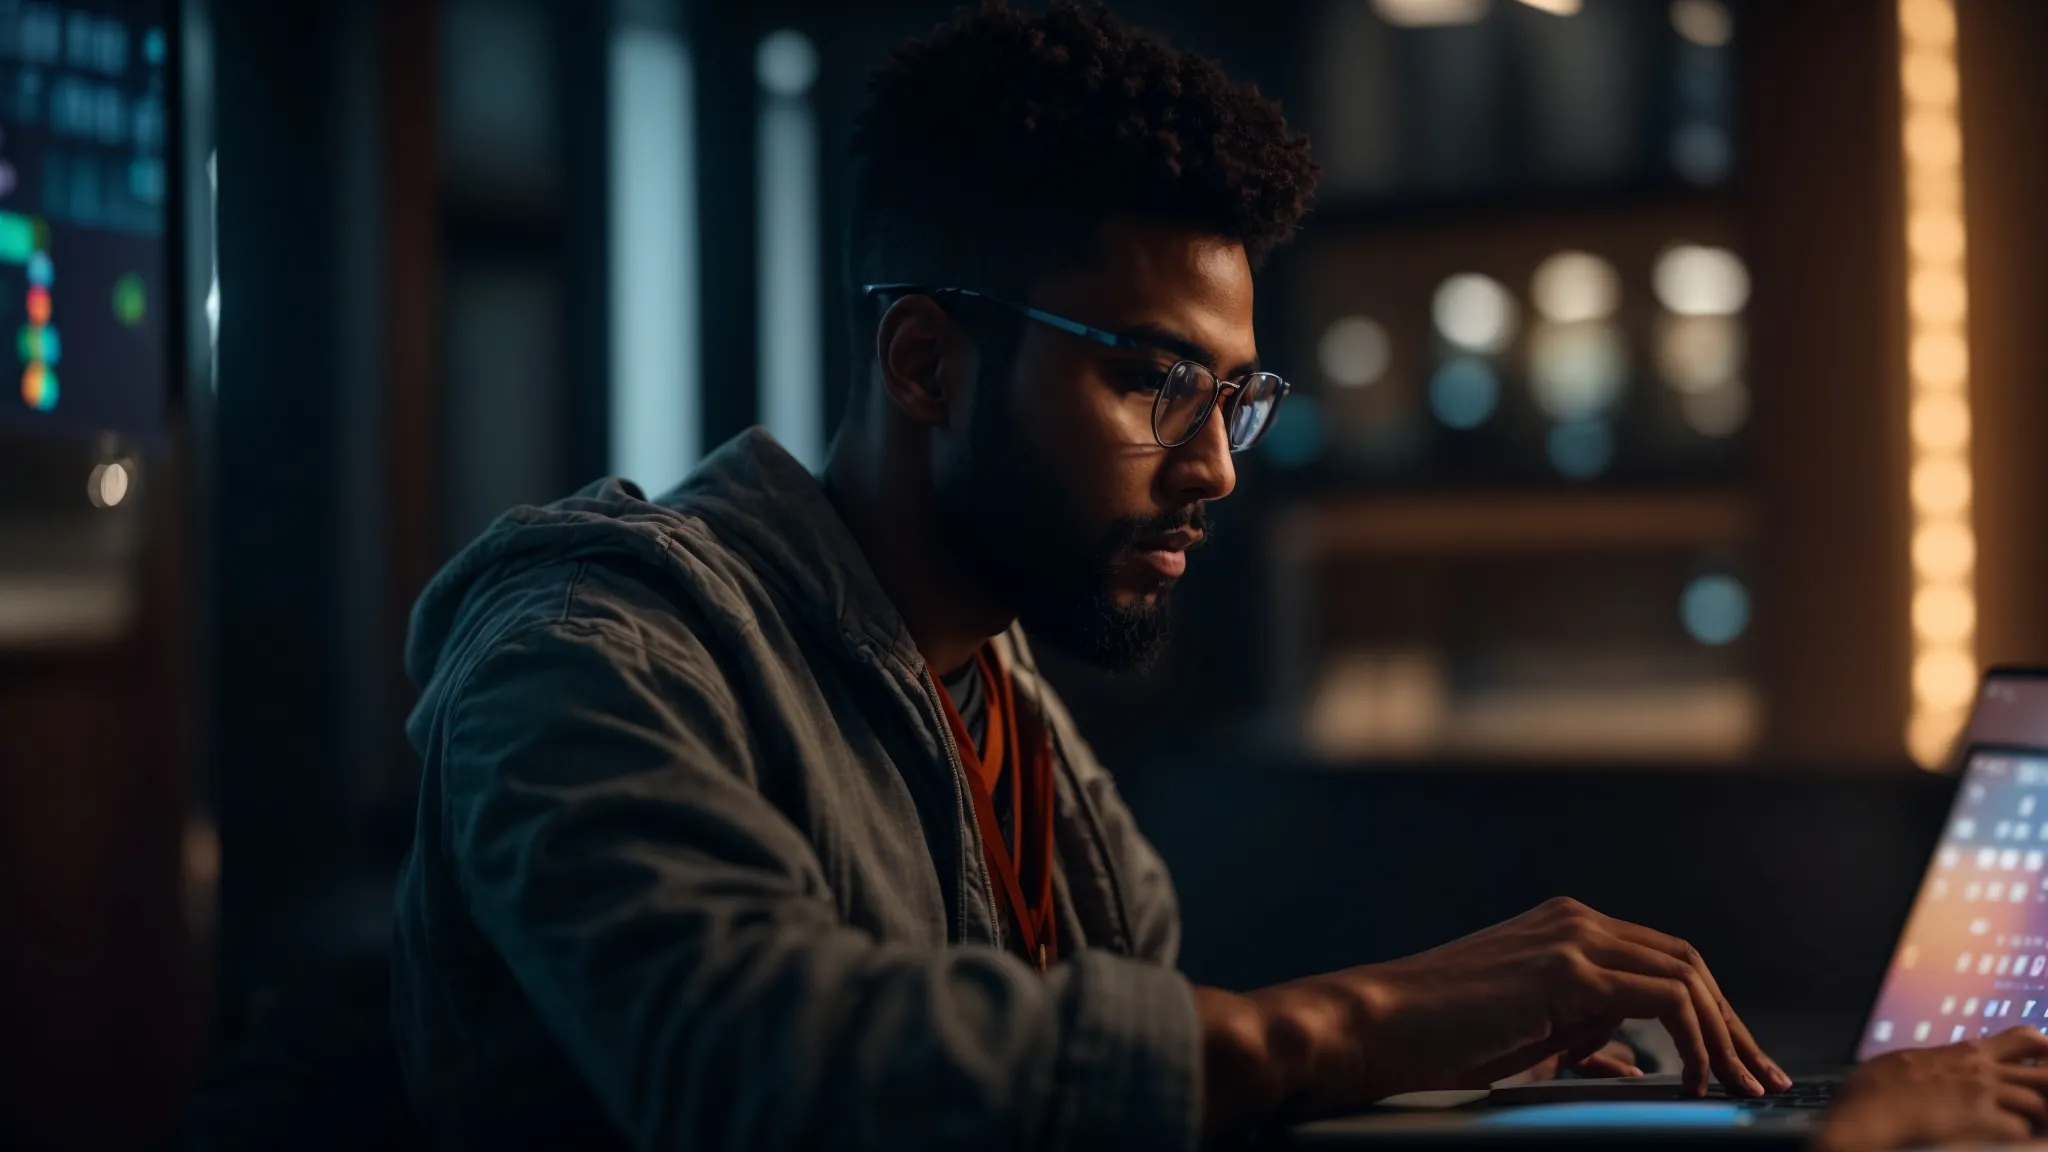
[0,0,171,440]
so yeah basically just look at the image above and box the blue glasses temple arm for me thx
[862,283,1137,351]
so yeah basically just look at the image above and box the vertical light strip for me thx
[206,149,219,392]
[608,27,699,493]
[756,30,822,470]
[1899,0,1976,768]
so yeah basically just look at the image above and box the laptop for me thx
[1290,666,2048,1147]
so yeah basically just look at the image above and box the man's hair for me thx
[845,1,1318,387]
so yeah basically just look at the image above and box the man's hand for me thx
[1813,1028,2048,1152]
[1196,897,1787,1131]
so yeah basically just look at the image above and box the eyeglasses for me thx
[863,283,1291,453]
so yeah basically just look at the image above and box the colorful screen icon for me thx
[112,272,144,326]
[20,361,55,410]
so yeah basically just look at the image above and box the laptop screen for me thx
[1858,670,2048,1060]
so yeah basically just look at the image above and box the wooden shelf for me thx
[1273,490,1752,560]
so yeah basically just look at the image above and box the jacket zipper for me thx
[919,667,1002,952]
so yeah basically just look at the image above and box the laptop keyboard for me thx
[1732,1081,1839,1110]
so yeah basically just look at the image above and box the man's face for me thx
[934,217,1254,671]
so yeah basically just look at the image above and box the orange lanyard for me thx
[936,649,1058,971]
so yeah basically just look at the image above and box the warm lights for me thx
[1910,394,1970,453]
[86,460,130,509]
[1908,211,1966,263]
[1911,458,1972,518]
[1370,0,1491,28]
[1913,522,1975,581]
[1671,0,1734,48]
[1530,251,1620,324]
[1527,320,1625,422]
[1910,331,1968,389]
[1431,273,1519,354]
[1899,0,1975,769]
[1652,244,1751,317]
[1651,249,1750,437]
[1319,315,1393,388]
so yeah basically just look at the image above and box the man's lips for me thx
[1137,548,1187,579]
[1131,531,1202,580]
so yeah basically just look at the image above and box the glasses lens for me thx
[1153,361,1216,447]
[1226,373,1285,448]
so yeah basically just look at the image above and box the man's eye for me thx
[1120,366,1171,395]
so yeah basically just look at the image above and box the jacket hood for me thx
[404,428,925,691]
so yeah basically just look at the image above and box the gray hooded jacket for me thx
[390,429,1201,1150]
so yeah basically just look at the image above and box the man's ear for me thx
[874,294,968,427]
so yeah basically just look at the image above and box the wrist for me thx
[1196,969,1398,1131]
[1194,986,1291,1133]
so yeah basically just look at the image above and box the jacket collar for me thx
[663,428,931,676]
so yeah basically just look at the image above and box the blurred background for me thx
[0,0,2044,1146]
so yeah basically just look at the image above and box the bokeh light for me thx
[1547,420,1615,480]
[1914,584,1977,644]
[1915,647,1978,711]
[1371,0,1492,27]
[1911,331,1968,389]
[1900,0,1956,50]
[1905,112,1961,168]
[1913,521,1975,581]
[1432,273,1519,355]
[1908,710,1963,769]
[1910,394,1970,453]
[1902,51,1959,107]
[1527,320,1626,421]
[1530,251,1620,324]
[1681,574,1750,646]
[1680,379,1749,438]
[1671,0,1734,47]
[1909,268,1967,325]
[1318,316,1392,388]
[755,29,818,97]
[1654,314,1744,393]
[86,461,130,509]
[1652,244,1750,316]
[1429,357,1500,430]
[1911,458,1972,516]
[1908,210,1966,264]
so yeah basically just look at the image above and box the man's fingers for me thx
[1580,938,1761,1096]
[1995,1064,2048,1089]
[1995,1079,2048,1124]
[1594,916,1787,1090]
[1597,970,1713,1096]
[1573,1052,1643,1079]
[1984,1025,2048,1063]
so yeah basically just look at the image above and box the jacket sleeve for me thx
[436,619,1201,1152]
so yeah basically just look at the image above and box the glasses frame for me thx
[862,283,1290,452]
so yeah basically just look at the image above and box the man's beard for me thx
[933,383,1206,673]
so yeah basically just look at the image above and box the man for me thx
[389,3,1787,1148]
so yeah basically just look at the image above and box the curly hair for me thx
[846,1,1318,368]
